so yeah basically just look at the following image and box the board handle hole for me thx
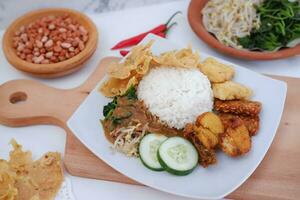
[9,92,27,104]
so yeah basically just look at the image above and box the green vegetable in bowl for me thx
[238,0,300,51]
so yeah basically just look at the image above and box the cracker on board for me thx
[0,139,63,200]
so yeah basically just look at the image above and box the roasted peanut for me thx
[13,14,89,64]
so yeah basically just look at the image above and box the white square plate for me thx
[67,34,287,199]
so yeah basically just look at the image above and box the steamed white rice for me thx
[137,67,213,129]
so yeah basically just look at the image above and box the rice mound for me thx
[137,67,213,129]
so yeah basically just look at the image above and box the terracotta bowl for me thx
[188,0,300,60]
[2,8,98,78]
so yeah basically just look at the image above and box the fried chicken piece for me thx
[190,134,217,167]
[199,57,235,83]
[183,129,217,167]
[183,123,194,139]
[196,112,224,136]
[183,112,224,167]
[214,99,262,117]
[194,126,219,150]
[219,117,251,157]
[213,81,252,100]
[239,115,260,136]
[218,113,260,136]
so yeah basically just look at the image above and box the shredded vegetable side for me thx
[202,0,263,49]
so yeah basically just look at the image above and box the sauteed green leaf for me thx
[238,0,300,51]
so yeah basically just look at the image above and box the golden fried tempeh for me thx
[214,99,262,117]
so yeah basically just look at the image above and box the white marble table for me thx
[0,0,178,29]
[0,1,299,200]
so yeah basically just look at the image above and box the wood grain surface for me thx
[0,57,299,199]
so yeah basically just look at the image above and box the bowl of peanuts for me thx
[2,8,98,78]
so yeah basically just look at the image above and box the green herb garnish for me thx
[102,85,137,120]
[238,0,300,51]
[111,111,133,125]
[123,85,137,100]
[103,97,117,119]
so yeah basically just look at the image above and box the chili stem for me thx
[111,11,181,50]
[165,22,178,36]
[165,11,182,27]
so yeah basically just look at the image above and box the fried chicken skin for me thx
[214,99,262,117]
[219,116,251,157]
[213,81,252,100]
[218,113,260,136]
[199,57,235,83]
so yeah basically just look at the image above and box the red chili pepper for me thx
[120,32,166,57]
[120,50,129,57]
[111,11,181,50]
[119,29,177,57]
[156,32,166,38]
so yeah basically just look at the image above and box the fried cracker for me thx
[0,139,63,200]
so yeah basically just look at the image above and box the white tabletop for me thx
[0,1,299,200]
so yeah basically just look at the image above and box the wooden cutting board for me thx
[0,57,299,199]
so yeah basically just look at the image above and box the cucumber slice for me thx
[158,137,198,176]
[139,133,168,171]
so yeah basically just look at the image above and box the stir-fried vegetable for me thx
[103,97,117,119]
[123,85,137,100]
[103,85,137,120]
[239,0,300,51]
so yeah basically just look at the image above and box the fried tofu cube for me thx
[219,117,251,157]
[213,81,252,100]
[199,57,235,83]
